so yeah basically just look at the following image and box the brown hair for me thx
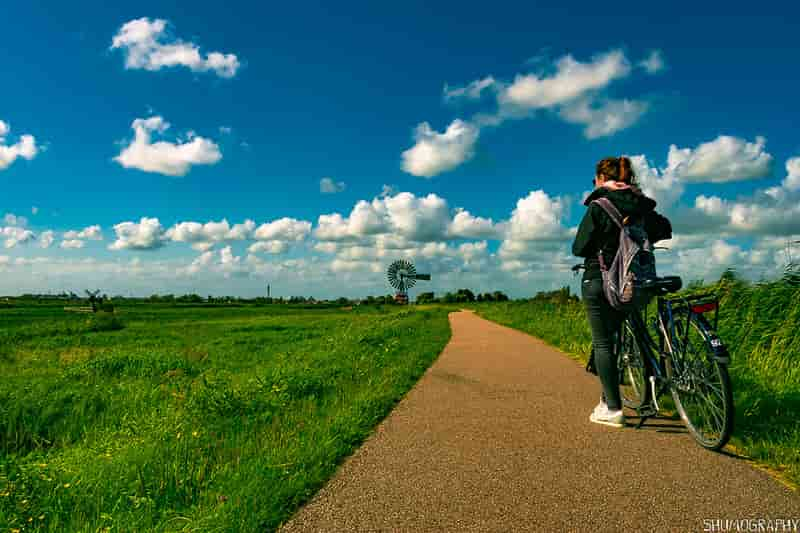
[596,156,637,185]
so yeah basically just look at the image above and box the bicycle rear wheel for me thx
[618,318,650,410]
[665,311,734,450]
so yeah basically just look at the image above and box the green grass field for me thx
[472,277,800,489]
[0,303,451,532]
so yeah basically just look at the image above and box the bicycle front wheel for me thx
[618,318,650,410]
[665,312,734,450]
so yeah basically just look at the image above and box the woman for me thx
[572,156,672,427]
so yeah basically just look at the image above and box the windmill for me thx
[387,259,430,304]
[85,290,102,312]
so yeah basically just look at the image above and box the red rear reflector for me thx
[691,302,717,313]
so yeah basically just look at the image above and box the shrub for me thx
[85,312,124,333]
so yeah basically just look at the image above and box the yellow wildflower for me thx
[63,483,71,488]
[192,430,199,438]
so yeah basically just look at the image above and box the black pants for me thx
[582,278,624,410]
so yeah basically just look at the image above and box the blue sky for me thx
[1,1,799,298]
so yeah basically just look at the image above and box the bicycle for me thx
[572,264,735,450]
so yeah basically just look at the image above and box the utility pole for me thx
[267,284,271,298]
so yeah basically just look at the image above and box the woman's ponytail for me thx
[619,156,628,184]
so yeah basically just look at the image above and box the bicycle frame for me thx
[623,290,728,426]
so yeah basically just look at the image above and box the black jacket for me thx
[572,188,672,281]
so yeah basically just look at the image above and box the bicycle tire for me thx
[618,318,651,410]
[664,311,734,450]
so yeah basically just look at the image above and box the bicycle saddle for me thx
[643,276,683,294]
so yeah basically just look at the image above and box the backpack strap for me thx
[591,197,625,272]
[592,197,624,230]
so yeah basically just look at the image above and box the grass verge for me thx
[0,304,451,532]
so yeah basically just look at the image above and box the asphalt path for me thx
[280,311,799,532]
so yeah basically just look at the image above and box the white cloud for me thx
[191,242,215,252]
[315,213,351,241]
[317,192,453,243]
[629,154,685,209]
[443,76,497,101]
[316,192,502,245]
[384,193,451,241]
[60,239,85,249]
[626,135,774,211]
[498,190,571,272]
[679,155,800,237]
[667,135,772,183]
[109,217,166,250]
[114,116,222,176]
[782,157,800,191]
[458,240,489,261]
[407,49,651,175]
[1,226,35,248]
[0,120,38,170]
[219,246,246,277]
[111,17,240,78]
[320,177,346,194]
[248,240,289,254]
[401,119,479,177]
[253,218,311,241]
[185,250,215,275]
[314,242,338,254]
[497,49,631,111]
[64,225,103,241]
[39,230,55,249]
[559,98,648,139]
[448,208,503,239]
[3,213,28,227]
[166,219,255,244]
[505,190,569,241]
[639,50,665,74]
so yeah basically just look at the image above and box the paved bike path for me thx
[280,311,799,532]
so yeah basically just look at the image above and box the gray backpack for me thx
[592,197,657,311]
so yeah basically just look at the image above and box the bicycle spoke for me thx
[697,390,726,434]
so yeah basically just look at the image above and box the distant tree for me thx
[455,288,475,303]
[492,291,509,302]
[416,291,436,304]
[335,297,350,305]
[441,292,456,304]
[476,293,484,302]
[532,286,574,304]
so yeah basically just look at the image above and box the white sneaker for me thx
[590,403,625,428]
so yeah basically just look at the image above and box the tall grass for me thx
[473,277,800,488]
[0,305,451,532]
